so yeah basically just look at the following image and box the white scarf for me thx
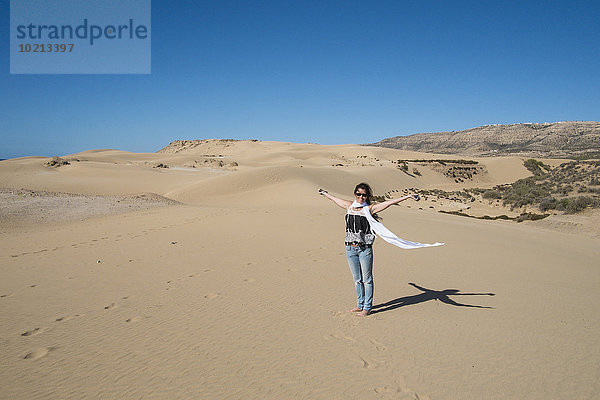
[351,201,444,249]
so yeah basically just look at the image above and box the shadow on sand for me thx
[371,283,495,314]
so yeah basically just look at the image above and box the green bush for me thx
[468,160,600,214]
[560,184,573,195]
[515,213,549,222]
[524,159,550,176]
[465,188,487,195]
[502,177,552,209]
[550,196,600,213]
[564,197,600,214]
[482,190,502,199]
[539,197,558,211]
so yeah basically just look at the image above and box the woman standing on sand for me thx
[319,183,442,317]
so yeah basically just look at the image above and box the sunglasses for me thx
[355,192,368,197]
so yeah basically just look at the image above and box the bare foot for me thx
[355,310,371,317]
[348,307,362,313]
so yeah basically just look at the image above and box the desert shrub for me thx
[515,213,549,222]
[539,197,558,211]
[482,189,502,199]
[563,196,600,214]
[448,160,600,215]
[560,184,573,195]
[45,156,71,167]
[551,197,599,213]
[561,161,577,170]
[524,159,550,176]
[465,188,487,195]
[455,191,471,199]
[493,184,511,192]
[501,177,552,209]
[554,198,570,211]
[398,159,478,165]
[413,168,421,176]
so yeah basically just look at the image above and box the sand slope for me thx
[1,141,598,399]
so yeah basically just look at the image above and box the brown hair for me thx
[354,182,381,220]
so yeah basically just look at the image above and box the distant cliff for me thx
[369,121,600,159]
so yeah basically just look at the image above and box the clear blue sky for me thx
[1,0,599,159]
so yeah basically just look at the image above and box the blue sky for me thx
[1,0,599,159]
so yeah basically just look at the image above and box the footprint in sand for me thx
[380,389,423,400]
[330,332,356,342]
[23,347,52,361]
[55,314,83,322]
[21,327,44,337]
[368,338,387,352]
[374,386,412,396]
[358,355,379,369]
[204,293,219,299]
[374,386,392,394]
[331,310,361,318]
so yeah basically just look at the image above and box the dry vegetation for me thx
[374,159,600,222]
[474,159,600,213]
[396,159,484,182]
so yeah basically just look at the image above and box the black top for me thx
[345,207,375,246]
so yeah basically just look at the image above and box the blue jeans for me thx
[345,245,374,312]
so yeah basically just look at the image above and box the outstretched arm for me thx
[318,189,352,210]
[369,194,419,214]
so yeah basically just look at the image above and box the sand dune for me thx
[1,140,598,399]
[0,141,535,198]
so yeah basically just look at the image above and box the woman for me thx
[319,183,421,316]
